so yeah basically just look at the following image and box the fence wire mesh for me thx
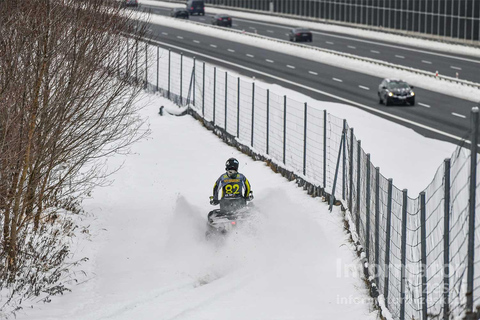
[142,43,480,320]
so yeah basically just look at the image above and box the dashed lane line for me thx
[371,50,380,54]
[452,113,466,119]
[246,54,254,58]
[210,44,217,48]
[161,32,168,36]
[348,45,356,49]
[309,71,318,75]
[267,30,274,33]
[177,36,183,39]
[359,85,370,90]
[193,40,200,44]
[418,103,431,108]
[395,55,405,59]
[228,49,235,52]
[422,60,432,64]
[326,41,334,45]
[266,59,274,63]
[287,65,295,69]
[333,78,343,82]
[450,66,462,70]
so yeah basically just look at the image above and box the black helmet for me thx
[225,158,239,171]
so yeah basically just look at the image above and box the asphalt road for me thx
[142,4,480,83]
[136,4,478,145]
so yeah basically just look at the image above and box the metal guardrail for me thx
[146,4,480,89]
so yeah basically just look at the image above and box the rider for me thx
[210,158,253,212]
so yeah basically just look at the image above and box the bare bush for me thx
[0,0,150,315]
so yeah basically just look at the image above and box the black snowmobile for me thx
[206,192,254,240]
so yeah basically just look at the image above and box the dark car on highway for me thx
[186,0,205,15]
[211,14,232,27]
[288,28,312,42]
[171,8,189,19]
[378,79,415,106]
[122,0,138,7]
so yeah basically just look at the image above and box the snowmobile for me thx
[206,192,254,240]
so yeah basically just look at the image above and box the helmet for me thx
[225,158,239,171]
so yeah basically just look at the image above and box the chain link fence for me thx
[135,40,480,319]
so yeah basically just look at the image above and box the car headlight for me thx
[388,92,393,97]
[411,92,415,96]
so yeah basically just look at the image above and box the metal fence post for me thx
[349,128,354,212]
[135,41,138,81]
[180,52,183,105]
[225,72,228,131]
[145,43,148,89]
[375,166,380,286]
[420,191,428,320]
[237,77,240,138]
[443,158,451,320]
[384,178,393,308]
[283,95,287,165]
[356,140,362,232]
[342,119,347,199]
[266,89,270,155]
[202,62,205,117]
[303,103,308,176]
[156,46,159,92]
[365,154,371,260]
[213,67,216,125]
[323,110,327,188]
[467,107,479,313]
[193,57,196,106]
[168,49,171,99]
[400,189,408,320]
[329,129,345,212]
[251,82,255,147]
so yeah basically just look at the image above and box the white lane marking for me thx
[232,24,238,27]
[177,36,183,39]
[228,49,235,52]
[162,32,168,36]
[452,112,466,119]
[418,103,431,108]
[199,18,205,21]
[246,54,254,58]
[287,65,295,69]
[267,30,274,33]
[450,66,462,70]
[150,39,467,143]
[371,50,380,54]
[228,17,480,64]
[210,44,217,48]
[266,59,274,63]
[359,85,370,90]
[326,41,334,45]
[422,60,432,64]
[249,27,256,30]
[395,55,405,59]
[193,40,200,43]
[309,71,318,75]
[332,78,343,82]
[348,45,356,49]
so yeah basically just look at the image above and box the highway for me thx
[138,3,478,144]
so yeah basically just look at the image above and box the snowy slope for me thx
[14,93,384,320]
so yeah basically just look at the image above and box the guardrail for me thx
[146,7,480,89]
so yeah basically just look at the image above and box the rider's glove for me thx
[209,196,219,205]
[247,191,254,201]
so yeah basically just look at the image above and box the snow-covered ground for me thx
[13,83,456,319]
[10,3,470,319]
